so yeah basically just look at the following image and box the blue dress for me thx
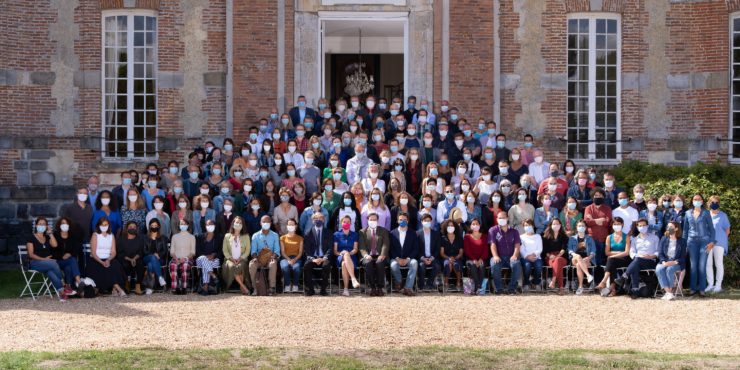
[333,230,358,266]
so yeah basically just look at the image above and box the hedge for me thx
[610,161,739,288]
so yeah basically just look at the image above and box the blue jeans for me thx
[57,257,80,285]
[521,258,543,285]
[491,256,521,292]
[687,239,709,292]
[626,257,657,292]
[29,260,63,291]
[655,263,682,290]
[143,255,163,279]
[594,241,606,267]
[280,257,303,286]
[390,258,418,289]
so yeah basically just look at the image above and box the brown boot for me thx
[134,283,143,295]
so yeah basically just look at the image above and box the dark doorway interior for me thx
[329,54,380,103]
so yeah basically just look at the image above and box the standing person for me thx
[87,217,127,297]
[52,217,83,293]
[682,194,716,297]
[117,221,146,295]
[463,219,489,294]
[170,219,196,293]
[489,212,522,294]
[279,219,304,293]
[91,190,122,237]
[389,212,419,296]
[519,219,543,292]
[584,188,613,272]
[221,216,251,295]
[143,219,169,294]
[706,195,730,294]
[303,212,333,296]
[542,218,569,294]
[59,186,93,273]
[596,217,632,297]
[656,221,687,300]
[27,217,70,301]
[334,215,361,296]
[121,188,147,235]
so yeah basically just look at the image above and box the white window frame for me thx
[100,9,158,161]
[566,13,622,165]
[730,13,740,163]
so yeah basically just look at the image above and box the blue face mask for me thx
[407,103,415,110]
[270,113,278,120]
[497,140,506,148]
[148,180,158,188]
[440,159,448,166]
[450,114,458,121]
[484,153,494,160]
[693,200,703,208]
[122,178,132,186]
[463,130,472,137]
[399,219,408,228]
[298,101,306,108]
[281,118,289,125]
[343,198,352,206]
[487,128,496,135]
[305,122,313,129]
[420,104,428,110]
[430,168,438,176]
[619,199,629,207]
[250,133,258,141]
[524,142,533,149]
[314,220,324,228]
[318,103,327,110]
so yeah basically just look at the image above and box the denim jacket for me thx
[567,234,596,265]
[658,236,687,269]
[682,208,716,244]
[639,209,663,236]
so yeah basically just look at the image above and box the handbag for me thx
[462,277,474,295]
[257,247,272,267]
[254,268,268,296]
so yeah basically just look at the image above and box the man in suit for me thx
[289,95,319,127]
[417,213,441,290]
[390,212,420,296]
[359,212,390,296]
[302,212,333,296]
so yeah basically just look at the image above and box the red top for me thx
[584,204,613,243]
[464,233,490,261]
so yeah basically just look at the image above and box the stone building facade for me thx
[1,0,738,256]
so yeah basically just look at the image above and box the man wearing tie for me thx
[390,212,420,296]
[303,213,333,296]
[359,213,390,296]
[416,213,441,291]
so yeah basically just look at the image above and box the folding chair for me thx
[387,264,418,296]
[190,264,223,294]
[18,245,54,300]
[303,266,332,295]
[418,265,443,294]
[568,264,596,293]
[338,266,362,294]
[541,265,571,293]
[489,266,514,294]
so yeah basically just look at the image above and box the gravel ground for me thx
[0,294,738,355]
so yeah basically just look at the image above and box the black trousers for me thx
[304,258,330,291]
[363,257,386,289]
[605,255,632,280]
[121,258,145,285]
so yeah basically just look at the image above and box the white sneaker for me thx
[145,288,153,295]
[522,285,530,293]
[661,292,671,300]
[158,276,166,287]
[713,286,722,294]
[285,285,291,293]
[665,292,675,301]
[586,275,594,283]
[351,278,360,289]
[576,287,583,295]
[342,289,350,297]
[705,285,715,293]
[292,285,299,292]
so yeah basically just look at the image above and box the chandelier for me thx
[344,29,374,96]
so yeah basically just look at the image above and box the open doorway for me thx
[321,16,406,103]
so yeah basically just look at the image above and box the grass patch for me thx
[0,269,27,299]
[0,346,737,369]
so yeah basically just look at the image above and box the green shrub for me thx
[609,161,739,287]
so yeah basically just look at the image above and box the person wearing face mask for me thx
[508,189,535,234]
[389,212,420,296]
[145,195,172,239]
[91,190,123,237]
[492,134,511,170]
[282,138,305,169]
[52,217,83,293]
[542,218,569,294]
[192,194,216,237]
[566,170,593,210]
[436,185,468,225]
[170,195,193,236]
[334,215,361,296]
[562,160,576,185]
[473,167,497,208]
[218,216,250,295]
[300,193,329,236]
[318,178,340,216]
[518,174,538,207]
[111,171,134,211]
[361,188,391,230]
[60,186,94,243]
[596,217,632,297]
[536,164,569,197]
[450,162,470,195]
[243,197,267,236]
[212,182,235,215]
[629,184,648,213]
[534,193,559,235]
[360,164,387,195]
[492,159,515,188]
[617,218,659,298]
[169,219,196,293]
[303,213,333,296]
[439,219,464,291]
[412,99,436,126]
[446,132,465,166]
[273,188,299,235]
[183,165,204,200]
[289,95,319,126]
[638,196,664,237]
[665,193,687,227]
[298,152,321,196]
[682,193,716,297]
[612,192,639,235]
[601,172,622,210]
[527,150,550,187]
[519,219,543,292]
[86,176,101,210]
[559,197,582,237]
[281,163,304,192]
[27,217,69,301]
[706,195,730,294]
[655,221,687,300]
[507,148,527,186]
[346,143,372,186]
[141,174,165,212]
[402,95,418,122]
[583,188,613,270]
[330,192,363,233]
[418,194,439,229]
[121,188,148,235]
[460,148,482,180]
[117,221,146,295]
[567,220,596,295]
[464,218,490,295]
[497,179,515,212]
[322,153,346,182]
[87,217,128,297]
[391,192,419,231]
[215,198,237,235]
[291,183,308,215]
[248,215,281,295]
[488,212,522,294]
[143,219,169,293]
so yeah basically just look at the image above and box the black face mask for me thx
[593,197,604,206]
[150,226,160,233]
[127,228,137,235]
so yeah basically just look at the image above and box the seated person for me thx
[655,221,687,301]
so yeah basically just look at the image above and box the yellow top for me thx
[280,234,303,257]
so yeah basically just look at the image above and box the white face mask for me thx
[511,154,520,161]
[200,202,209,209]
[100,225,109,233]
[178,202,187,209]
[497,219,508,226]
[154,203,164,210]
[200,189,210,195]
[77,194,88,202]
[60,224,70,232]
[224,204,233,212]
[400,198,409,205]
[206,225,216,233]
[369,172,378,179]
[128,195,138,203]
[368,220,378,229]
[101,198,111,206]
[446,226,456,234]
[287,225,297,232]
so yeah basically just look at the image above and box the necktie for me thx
[371,228,378,256]
[316,228,322,257]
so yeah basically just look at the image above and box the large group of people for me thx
[25,94,731,301]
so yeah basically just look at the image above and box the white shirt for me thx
[613,206,639,235]
[528,161,551,186]
[435,199,468,224]
[361,178,386,194]
[230,236,242,260]
[283,152,304,168]
[346,156,371,185]
[95,233,113,259]
[423,230,431,257]
[399,229,407,246]
[519,233,543,258]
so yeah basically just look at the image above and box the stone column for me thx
[294,11,320,107]
[408,1,434,103]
